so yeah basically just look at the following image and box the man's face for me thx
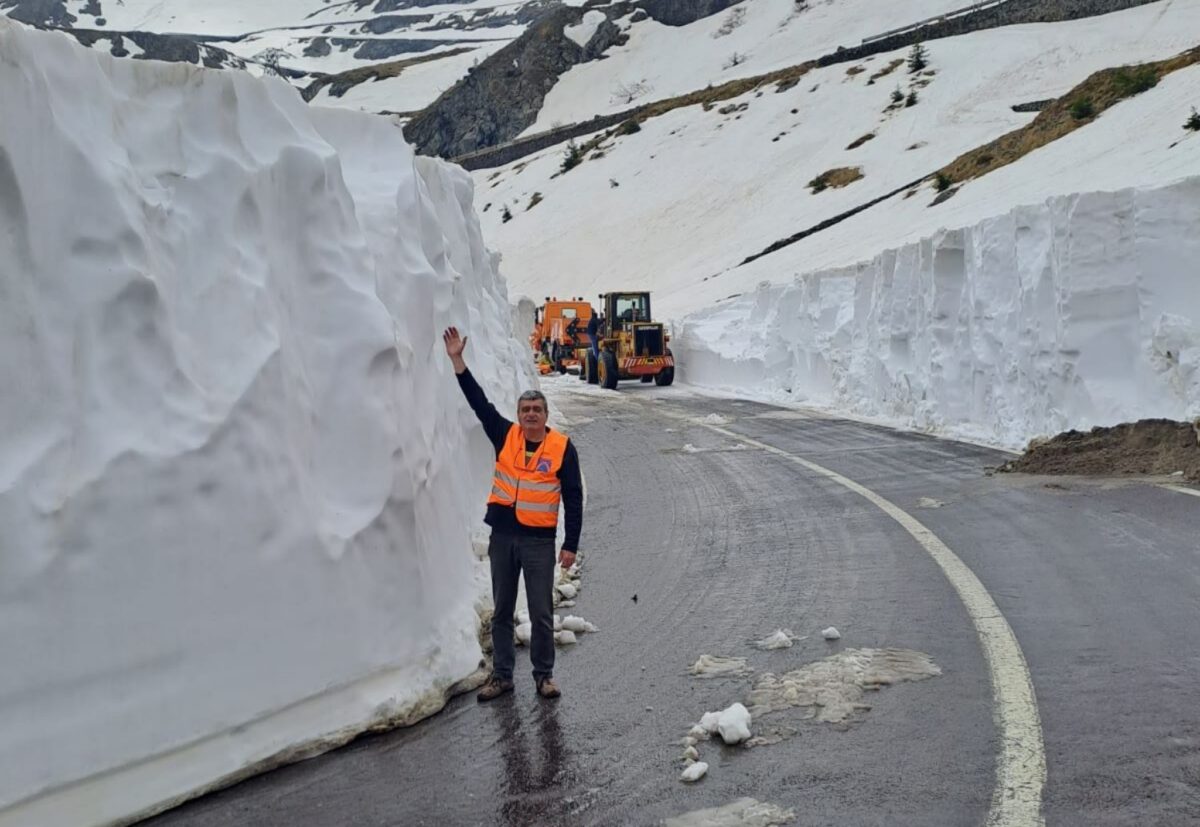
[518,399,548,432]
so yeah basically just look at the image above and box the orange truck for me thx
[531,297,594,374]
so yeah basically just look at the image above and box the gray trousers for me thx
[488,532,556,682]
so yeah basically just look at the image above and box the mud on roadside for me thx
[999,419,1200,483]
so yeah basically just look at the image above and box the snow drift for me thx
[676,179,1200,448]
[0,19,531,827]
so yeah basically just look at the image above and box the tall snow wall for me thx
[675,180,1200,448]
[0,19,533,827]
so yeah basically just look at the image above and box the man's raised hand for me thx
[443,327,469,373]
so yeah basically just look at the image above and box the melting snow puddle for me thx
[679,443,752,454]
[747,648,941,723]
[689,654,752,678]
[677,645,940,782]
[664,797,795,826]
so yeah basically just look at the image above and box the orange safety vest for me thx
[487,424,568,528]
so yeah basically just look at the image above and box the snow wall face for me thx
[675,180,1200,448]
[0,20,534,827]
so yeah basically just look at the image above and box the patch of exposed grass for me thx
[527,192,543,211]
[936,47,1200,186]
[301,47,474,101]
[846,65,866,77]
[809,166,864,193]
[846,132,875,150]
[630,61,817,120]
[868,58,904,85]
[1112,65,1158,96]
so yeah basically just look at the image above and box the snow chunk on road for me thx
[695,703,753,744]
[556,582,578,600]
[821,627,841,641]
[680,761,709,783]
[561,615,598,633]
[689,654,752,678]
[515,623,532,645]
[701,413,731,426]
[664,798,796,826]
[716,703,752,745]
[755,629,800,650]
[555,630,578,645]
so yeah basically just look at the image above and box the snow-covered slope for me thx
[0,18,532,827]
[483,2,1200,312]
[1,0,540,37]
[1,0,561,109]
[525,0,976,133]
[475,1,1200,444]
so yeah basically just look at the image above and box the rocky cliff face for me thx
[403,0,746,158]
[404,6,621,158]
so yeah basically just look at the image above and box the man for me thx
[443,327,583,701]
[586,312,604,363]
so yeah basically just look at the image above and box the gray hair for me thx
[518,389,548,410]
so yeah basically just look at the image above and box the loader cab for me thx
[603,292,651,332]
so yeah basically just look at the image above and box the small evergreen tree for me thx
[1185,107,1200,131]
[891,85,904,104]
[908,43,928,74]
[501,205,513,223]
[560,141,583,173]
[906,90,919,107]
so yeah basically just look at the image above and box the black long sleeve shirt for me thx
[456,369,583,551]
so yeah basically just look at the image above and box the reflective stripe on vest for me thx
[487,424,568,528]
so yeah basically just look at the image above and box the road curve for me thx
[142,380,1200,827]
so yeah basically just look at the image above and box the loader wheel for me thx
[599,350,619,390]
[586,351,599,385]
[655,366,674,386]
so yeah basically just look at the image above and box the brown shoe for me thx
[536,677,561,699]
[477,676,514,702]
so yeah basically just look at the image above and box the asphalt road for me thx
[143,378,1200,827]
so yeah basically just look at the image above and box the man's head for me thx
[517,389,549,438]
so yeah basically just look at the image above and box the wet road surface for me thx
[143,379,1200,827]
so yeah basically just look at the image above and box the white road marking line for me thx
[1161,484,1200,499]
[681,412,1047,827]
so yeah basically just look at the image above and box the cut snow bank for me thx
[676,179,1200,449]
[0,19,532,827]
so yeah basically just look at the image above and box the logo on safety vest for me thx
[536,458,552,472]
